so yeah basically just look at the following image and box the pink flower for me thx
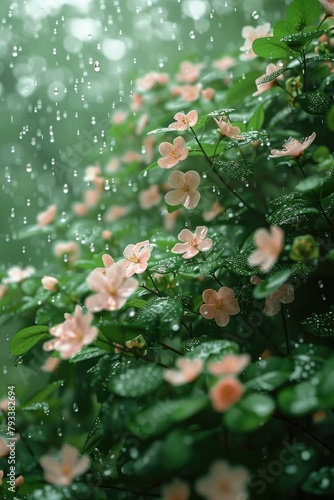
[3,265,35,284]
[102,230,112,240]
[269,132,316,158]
[139,185,162,209]
[105,157,120,173]
[122,150,142,163]
[92,254,115,276]
[172,226,212,259]
[104,205,129,222]
[131,92,144,111]
[136,71,169,91]
[209,354,251,376]
[43,305,98,360]
[84,188,102,207]
[0,284,7,299]
[112,110,128,124]
[213,116,242,139]
[165,170,201,209]
[213,56,236,71]
[248,225,284,272]
[168,110,198,131]
[161,478,190,500]
[253,63,283,96]
[203,201,224,221]
[176,61,203,83]
[85,263,138,312]
[15,476,24,489]
[163,358,203,386]
[209,377,245,412]
[84,166,104,187]
[200,287,240,327]
[250,275,295,316]
[158,136,189,169]
[41,276,59,292]
[0,436,9,458]
[39,445,90,487]
[41,357,60,373]
[240,22,272,60]
[0,470,3,487]
[72,202,88,216]
[201,87,215,100]
[121,240,153,277]
[53,241,80,262]
[319,0,334,15]
[196,460,249,500]
[179,83,201,102]
[37,204,57,227]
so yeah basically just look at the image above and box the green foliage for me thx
[10,325,50,356]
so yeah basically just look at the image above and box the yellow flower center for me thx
[169,149,180,158]
[218,479,232,493]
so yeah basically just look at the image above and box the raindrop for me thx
[93,61,100,72]
[252,11,259,19]
[73,403,79,413]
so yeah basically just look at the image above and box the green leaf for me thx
[267,204,318,225]
[277,379,319,416]
[247,104,265,131]
[224,393,275,432]
[225,130,268,150]
[150,256,181,274]
[296,91,332,116]
[253,36,296,59]
[257,68,286,85]
[215,159,254,181]
[22,380,63,408]
[128,397,207,438]
[295,175,324,193]
[301,311,334,336]
[10,325,50,356]
[138,297,184,335]
[253,269,292,299]
[224,253,257,276]
[303,467,334,496]
[109,362,163,398]
[286,0,320,31]
[162,430,192,470]
[147,127,171,135]
[186,340,239,361]
[69,346,107,363]
[280,29,325,47]
[317,357,334,408]
[167,202,182,213]
[243,357,294,391]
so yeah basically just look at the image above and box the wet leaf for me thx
[215,159,254,181]
[253,269,292,299]
[301,311,334,336]
[10,325,50,356]
[109,362,163,398]
[224,393,275,432]
[186,339,239,361]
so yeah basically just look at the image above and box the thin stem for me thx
[140,284,159,296]
[112,342,169,369]
[145,332,184,356]
[281,307,290,354]
[257,326,283,356]
[146,270,161,295]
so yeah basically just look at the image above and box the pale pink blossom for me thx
[43,305,98,360]
[201,87,215,100]
[136,72,169,91]
[203,201,224,221]
[213,56,236,71]
[39,445,90,487]
[121,240,153,277]
[168,110,198,131]
[102,230,112,240]
[122,150,142,163]
[0,470,3,487]
[250,275,295,316]
[105,157,120,173]
[209,354,251,376]
[85,263,138,312]
[161,478,190,500]
[84,166,104,187]
[136,113,149,135]
[165,170,201,209]
[3,265,35,284]
[139,185,162,209]
[41,276,59,292]
[253,63,283,96]
[177,61,203,83]
[112,110,128,124]
[41,357,60,373]
[209,378,245,412]
[72,202,88,216]
[92,254,115,275]
[53,241,80,262]
[269,132,316,158]
[0,437,9,458]
[37,204,57,227]
[249,226,284,272]
[213,116,242,139]
[143,136,156,164]
[319,0,334,15]
[104,205,129,222]
[170,85,183,97]
[0,399,9,412]
[158,136,189,169]
[240,22,272,60]
[172,226,212,259]
[131,92,144,111]
[163,358,203,386]
[163,209,181,231]
[84,188,102,207]
[196,460,249,500]
[0,284,8,299]
[179,83,201,102]
[15,476,24,489]
[200,287,240,327]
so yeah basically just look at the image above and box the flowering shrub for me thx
[2,0,334,498]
